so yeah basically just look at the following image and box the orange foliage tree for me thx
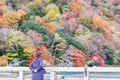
[35,16,56,33]
[92,15,115,39]
[40,45,54,65]
[70,47,86,67]
[44,23,56,33]
[68,0,82,15]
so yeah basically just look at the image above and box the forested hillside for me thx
[0,0,120,67]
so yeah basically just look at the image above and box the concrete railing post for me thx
[50,71,55,80]
[19,71,24,80]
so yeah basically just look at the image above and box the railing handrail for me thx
[0,67,85,72]
[1,67,120,80]
[1,67,120,71]
[88,67,120,72]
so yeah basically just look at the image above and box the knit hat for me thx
[36,52,41,57]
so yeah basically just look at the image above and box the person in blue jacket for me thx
[30,52,45,80]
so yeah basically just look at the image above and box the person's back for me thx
[29,52,44,80]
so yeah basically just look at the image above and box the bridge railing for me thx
[0,67,120,80]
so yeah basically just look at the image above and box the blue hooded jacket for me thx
[30,53,44,80]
